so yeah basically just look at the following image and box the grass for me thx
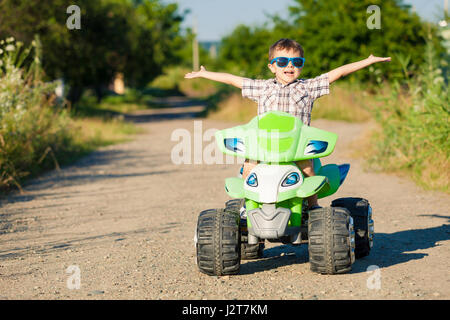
[0,39,145,195]
[206,92,257,123]
[0,103,144,195]
[60,91,147,170]
[359,40,449,193]
[312,82,374,122]
[73,90,151,117]
[151,66,219,98]
[64,90,148,153]
[351,119,449,193]
[71,116,144,149]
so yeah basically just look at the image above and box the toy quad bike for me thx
[195,111,374,275]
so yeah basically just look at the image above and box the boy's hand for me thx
[328,54,391,83]
[367,54,391,63]
[184,65,207,79]
[183,66,244,89]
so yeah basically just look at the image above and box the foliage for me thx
[366,38,449,192]
[210,1,448,192]
[124,1,185,88]
[216,0,443,82]
[0,38,73,191]
[218,24,281,78]
[312,82,373,122]
[0,0,185,104]
[173,28,216,71]
[207,92,257,123]
[0,37,140,193]
[287,0,443,79]
[151,66,219,97]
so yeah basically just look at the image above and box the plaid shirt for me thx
[242,73,330,125]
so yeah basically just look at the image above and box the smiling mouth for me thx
[284,70,295,76]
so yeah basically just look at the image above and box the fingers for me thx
[184,72,195,79]
[368,54,391,63]
[184,66,206,78]
[377,56,391,62]
[184,71,199,78]
[369,54,391,63]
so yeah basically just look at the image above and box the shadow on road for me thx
[0,222,181,261]
[124,96,207,123]
[123,107,205,123]
[0,147,176,206]
[240,224,450,275]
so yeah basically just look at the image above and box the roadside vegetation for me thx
[0,0,187,194]
[191,0,448,193]
[0,38,143,193]
[1,0,448,194]
[364,39,449,192]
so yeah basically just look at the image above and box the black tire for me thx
[308,207,355,275]
[331,197,373,259]
[225,199,264,260]
[240,228,265,260]
[196,208,241,276]
[225,198,245,213]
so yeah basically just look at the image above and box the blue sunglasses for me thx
[270,57,305,68]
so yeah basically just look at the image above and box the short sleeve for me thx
[301,73,330,100]
[241,78,265,102]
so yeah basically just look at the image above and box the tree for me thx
[283,0,446,80]
[124,1,185,88]
[0,0,185,104]
[216,0,443,82]
[218,24,282,79]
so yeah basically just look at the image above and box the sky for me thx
[164,0,447,41]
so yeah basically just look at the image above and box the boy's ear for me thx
[268,63,276,74]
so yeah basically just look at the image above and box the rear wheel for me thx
[225,199,244,214]
[240,229,265,260]
[196,208,241,276]
[331,197,373,259]
[308,207,355,274]
[225,199,264,260]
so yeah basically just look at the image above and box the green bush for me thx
[367,38,449,192]
[0,0,186,104]
[151,66,219,97]
[217,0,443,82]
[0,37,76,192]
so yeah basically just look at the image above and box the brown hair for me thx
[269,38,304,60]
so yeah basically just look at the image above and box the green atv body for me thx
[195,111,373,276]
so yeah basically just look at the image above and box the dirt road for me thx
[1,101,449,300]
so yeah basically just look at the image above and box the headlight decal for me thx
[246,173,258,187]
[224,138,245,154]
[304,140,328,155]
[281,172,300,187]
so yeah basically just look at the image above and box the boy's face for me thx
[268,48,303,85]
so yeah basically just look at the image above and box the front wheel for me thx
[308,207,355,274]
[196,208,241,276]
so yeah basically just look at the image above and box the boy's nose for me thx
[286,60,295,68]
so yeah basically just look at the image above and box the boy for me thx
[185,38,390,209]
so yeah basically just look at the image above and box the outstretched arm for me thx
[184,66,244,89]
[328,54,391,83]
